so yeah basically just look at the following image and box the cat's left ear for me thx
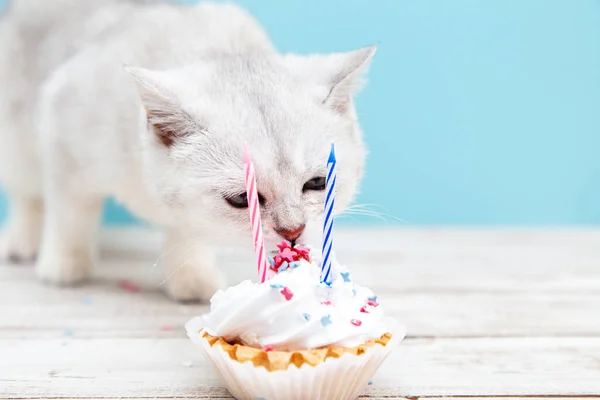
[285,46,376,115]
[125,66,201,147]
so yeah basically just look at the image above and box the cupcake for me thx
[186,243,405,400]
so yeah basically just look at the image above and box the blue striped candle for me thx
[321,144,336,284]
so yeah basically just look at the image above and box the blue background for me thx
[1,0,599,225]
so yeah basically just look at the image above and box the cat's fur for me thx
[0,0,373,301]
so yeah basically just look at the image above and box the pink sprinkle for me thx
[276,241,290,252]
[118,280,140,293]
[280,287,294,301]
[351,319,362,326]
[263,345,275,352]
[367,300,379,307]
[279,247,297,262]
[321,301,332,305]
[294,245,310,256]
[160,324,174,331]
[360,307,369,313]
[274,255,283,266]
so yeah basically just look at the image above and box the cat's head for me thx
[127,47,374,248]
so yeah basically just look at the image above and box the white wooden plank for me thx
[99,228,600,293]
[97,227,600,255]
[1,251,599,338]
[2,337,599,398]
[4,228,600,293]
[1,287,598,339]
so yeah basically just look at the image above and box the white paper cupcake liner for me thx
[186,317,405,400]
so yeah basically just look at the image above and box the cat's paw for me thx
[164,265,226,303]
[36,249,93,286]
[0,229,39,264]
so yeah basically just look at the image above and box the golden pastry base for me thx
[201,331,392,372]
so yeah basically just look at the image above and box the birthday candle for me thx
[244,144,268,283]
[321,144,336,284]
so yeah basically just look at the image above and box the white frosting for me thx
[200,252,389,351]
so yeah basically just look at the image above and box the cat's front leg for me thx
[163,228,226,303]
[36,175,103,286]
[0,194,43,263]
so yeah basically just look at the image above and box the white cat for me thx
[0,0,373,301]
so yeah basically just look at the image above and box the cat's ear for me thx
[125,66,200,147]
[285,46,376,115]
[321,46,376,114]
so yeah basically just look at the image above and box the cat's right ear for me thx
[125,65,199,147]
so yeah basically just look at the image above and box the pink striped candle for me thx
[244,143,268,283]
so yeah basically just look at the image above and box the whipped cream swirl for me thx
[199,251,389,351]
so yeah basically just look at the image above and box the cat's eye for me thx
[225,193,248,209]
[303,177,327,191]
[225,193,265,209]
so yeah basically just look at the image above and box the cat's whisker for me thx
[151,237,205,269]
[342,203,409,223]
[157,261,187,287]
[156,241,206,287]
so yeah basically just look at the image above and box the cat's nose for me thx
[276,225,306,242]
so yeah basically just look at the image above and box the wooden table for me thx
[2,228,599,399]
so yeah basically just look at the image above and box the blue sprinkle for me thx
[278,261,289,273]
[367,295,378,302]
[320,315,332,327]
[63,329,74,336]
[303,313,311,321]
[81,297,92,305]
[269,283,284,289]
[352,289,357,297]
[340,272,351,282]
[289,261,301,269]
[368,381,373,385]
[267,257,275,267]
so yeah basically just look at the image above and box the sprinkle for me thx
[278,261,289,273]
[270,283,284,289]
[294,245,310,257]
[160,324,174,331]
[368,295,378,302]
[118,279,140,293]
[321,300,332,305]
[293,245,311,261]
[340,272,351,282]
[81,297,92,305]
[182,361,193,367]
[279,247,297,262]
[267,257,276,267]
[276,241,290,252]
[350,319,362,326]
[262,345,275,352]
[320,314,332,327]
[360,307,368,313]
[63,329,74,336]
[353,289,357,297]
[368,380,373,385]
[303,313,311,321]
[274,255,282,266]
[280,287,294,301]
[271,242,310,272]
[367,300,379,307]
